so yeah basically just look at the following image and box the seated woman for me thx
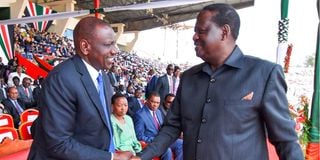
[111,93,142,155]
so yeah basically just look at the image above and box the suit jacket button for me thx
[210,78,215,83]
[197,139,202,143]
[201,118,206,123]
[206,98,211,103]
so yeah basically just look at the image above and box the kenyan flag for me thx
[24,1,57,32]
[0,24,14,63]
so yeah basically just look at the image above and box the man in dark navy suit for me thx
[28,17,133,160]
[0,78,7,102]
[155,64,174,102]
[17,77,35,108]
[145,68,158,98]
[133,92,182,160]
[127,88,144,117]
[2,86,26,128]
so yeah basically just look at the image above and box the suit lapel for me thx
[0,89,5,100]
[17,100,25,110]
[72,55,109,128]
[28,88,33,99]
[156,110,163,125]
[143,106,159,131]
[102,72,113,114]
[164,75,170,92]
[135,98,141,108]
[8,100,20,116]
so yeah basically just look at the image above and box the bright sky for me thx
[133,0,318,67]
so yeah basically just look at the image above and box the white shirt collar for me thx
[81,59,100,91]
[147,107,156,116]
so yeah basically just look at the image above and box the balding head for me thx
[73,17,118,71]
[73,17,111,54]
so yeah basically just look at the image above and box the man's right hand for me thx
[113,151,134,160]
[130,156,141,160]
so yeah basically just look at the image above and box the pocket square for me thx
[241,91,254,101]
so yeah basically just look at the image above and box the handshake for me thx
[113,151,142,160]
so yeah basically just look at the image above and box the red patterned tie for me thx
[153,111,160,130]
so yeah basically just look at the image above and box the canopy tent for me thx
[73,0,254,32]
[1,0,254,32]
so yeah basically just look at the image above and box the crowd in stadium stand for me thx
[14,24,75,60]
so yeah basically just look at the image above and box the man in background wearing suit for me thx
[131,3,303,160]
[28,17,133,160]
[133,92,182,160]
[0,78,7,102]
[155,64,174,102]
[17,77,35,108]
[127,88,144,117]
[32,76,44,108]
[145,68,158,98]
[107,65,119,91]
[159,93,175,119]
[2,86,26,128]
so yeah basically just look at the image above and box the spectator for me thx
[0,78,7,102]
[133,92,182,160]
[155,64,174,102]
[111,93,142,155]
[17,77,35,108]
[172,66,181,95]
[7,65,32,86]
[2,86,26,128]
[159,93,175,119]
[32,76,44,108]
[108,65,120,91]
[145,68,158,99]
[12,76,20,87]
[0,103,8,114]
[127,88,144,117]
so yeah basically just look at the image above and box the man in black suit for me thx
[145,68,158,98]
[28,17,133,160]
[159,93,175,119]
[0,78,7,102]
[127,88,144,117]
[17,77,35,108]
[32,76,44,108]
[155,64,174,102]
[107,65,119,91]
[2,86,26,128]
[131,3,303,160]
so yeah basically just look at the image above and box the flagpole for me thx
[306,0,320,159]
[94,0,100,18]
[276,0,290,67]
